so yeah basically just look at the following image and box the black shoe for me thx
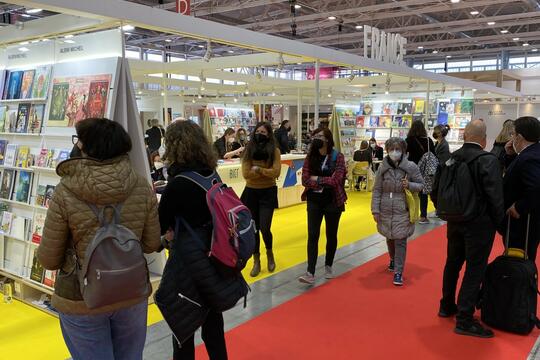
[387,260,394,272]
[438,305,458,318]
[454,320,494,338]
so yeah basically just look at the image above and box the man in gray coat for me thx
[432,120,504,338]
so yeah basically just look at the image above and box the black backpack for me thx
[435,152,490,222]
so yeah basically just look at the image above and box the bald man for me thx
[432,119,504,338]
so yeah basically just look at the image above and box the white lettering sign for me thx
[364,25,407,66]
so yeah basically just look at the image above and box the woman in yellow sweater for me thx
[241,122,282,277]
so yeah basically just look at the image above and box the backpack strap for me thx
[175,171,221,192]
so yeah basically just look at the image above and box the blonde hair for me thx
[495,120,514,143]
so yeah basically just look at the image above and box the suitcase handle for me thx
[505,214,531,260]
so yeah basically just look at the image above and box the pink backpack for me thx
[176,171,256,271]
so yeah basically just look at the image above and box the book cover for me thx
[56,149,70,165]
[48,149,60,168]
[29,104,45,134]
[14,171,32,203]
[6,71,23,100]
[31,66,52,99]
[397,102,412,115]
[16,146,30,168]
[369,116,380,128]
[48,82,69,123]
[31,213,46,244]
[402,115,413,128]
[0,70,7,100]
[4,238,25,275]
[0,169,15,199]
[6,110,17,133]
[0,140,7,165]
[413,99,425,114]
[0,211,13,234]
[43,270,57,287]
[0,106,6,132]
[44,185,56,208]
[4,144,18,167]
[356,116,365,128]
[35,184,46,206]
[20,70,35,99]
[36,148,48,168]
[29,248,45,283]
[10,215,27,240]
[15,103,31,133]
[362,103,373,116]
[87,80,110,118]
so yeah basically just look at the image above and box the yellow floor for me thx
[0,191,383,359]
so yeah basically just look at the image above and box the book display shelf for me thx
[208,105,257,141]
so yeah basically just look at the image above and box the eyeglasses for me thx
[72,135,79,145]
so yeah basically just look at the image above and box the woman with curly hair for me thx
[158,121,228,360]
[241,122,281,277]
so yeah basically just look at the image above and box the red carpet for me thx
[197,226,539,359]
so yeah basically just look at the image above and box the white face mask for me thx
[370,143,376,149]
[389,150,402,162]
[227,137,235,144]
[154,161,164,170]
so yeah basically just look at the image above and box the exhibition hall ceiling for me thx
[2,0,540,62]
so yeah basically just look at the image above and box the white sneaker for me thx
[418,217,430,224]
[325,265,334,279]
[299,272,315,285]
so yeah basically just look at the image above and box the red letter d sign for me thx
[176,0,190,15]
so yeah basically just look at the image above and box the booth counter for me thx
[217,154,306,208]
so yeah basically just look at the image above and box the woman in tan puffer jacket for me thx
[38,118,161,360]
[371,137,424,287]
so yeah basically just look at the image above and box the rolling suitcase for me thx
[481,215,540,334]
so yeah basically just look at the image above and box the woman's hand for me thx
[402,178,409,190]
[373,213,380,223]
[251,166,260,173]
[505,140,516,156]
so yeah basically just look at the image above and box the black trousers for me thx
[306,200,343,275]
[419,193,428,218]
[441,220,495,325]
[241,187,278,255]
[173,311,227,360]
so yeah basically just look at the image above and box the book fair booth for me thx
[0,0,522,314]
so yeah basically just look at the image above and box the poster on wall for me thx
[47,74,112,127]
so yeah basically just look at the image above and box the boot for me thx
[250,254,261,277]
[267,250,276,273]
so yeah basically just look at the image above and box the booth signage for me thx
[176,0,191,15]
[363,25,407,66]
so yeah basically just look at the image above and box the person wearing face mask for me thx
[233,128,248,150]
[371,138,424,287]
[369,138,384,171]
[274,120,292,155]
[299,128,347,285]
[150,152,166,182]
[433,124,451,165]
[213,128,243,159]
[502,116,540,261]
[431,120,504,338]
[241,122,281,277]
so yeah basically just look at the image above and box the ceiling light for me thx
[121,25,135,31]
[228,50,234,54]
[42,38,50,42]
[450,0,460,3]
[165,39,172,42]
[501,30,509,34]
[328,16,336,20]
[18,47,30,52]
[328,93,332,98]
[446,55,452,58]
[472,88,477,92]
[533,49,539,52]
[125,32,132,36]
[385,90,390,95]
[192,99,196,103]
[138,91,142,95]
[356,25,363,30]
[294,4,302,9]
[200,85,205,91]
[198,94,202,99]
[19,41,29,45]
[234,97,238,103]
[64,40,76,44]
[513,37,520,41]
[244,86,250,95]
[487,22,496,26]
[161,92,165,96]
[432,50,439,54]
[21,14,31,18]
[64,34,74,39]
[31,40,39,43]
[523,43,530,47]
[418,46,424,49]
[470,11,479,15]
[26,8,42,14]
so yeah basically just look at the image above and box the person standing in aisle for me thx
[158,120,228,359]
[369,137,384,171]
[371,138,424,286]
[433,124,451,165]
[491,119,514,174]
[353,140,373,190]
[241,122,281,277]
[299,128,347,285]
[274,120,291,155]
[146,118,164,153]
[406,120,435,224]
[38,118,161,360]
[502,116,540,261]
[214,128,244,159]
[432,120,504,338]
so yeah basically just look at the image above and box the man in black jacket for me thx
[432,120,504,338]
[274,120,291,154]
[145,118,164,153]
[503,116,540,261]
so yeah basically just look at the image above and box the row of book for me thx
[0,103,45,134]
[0,211,44,243]
[0,141,71,169]
[29,247,57,287]
[340,115,419,129]
[1,66,52,100]
[0,168,56,206]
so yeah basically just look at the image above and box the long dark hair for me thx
[221,128,235,152]
[243,122,276,164]
[307,128,334,175]
[407,120,427,138]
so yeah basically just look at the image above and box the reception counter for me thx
[217,154,306,208]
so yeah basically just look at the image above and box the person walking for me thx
[503,116,540,261]
[371,137,424,286]
[432,120,504,338]
[406,120,436,224]
[433,124,451,165]
[274,120,291,155]
[241,122,281,277]
[38,118,161,360]
[298,128,347,285]
[491,119,514,174]
[158,120,228,359]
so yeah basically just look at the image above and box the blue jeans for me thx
[59,300,148,360]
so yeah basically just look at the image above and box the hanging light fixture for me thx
[203,40,213,62]
[277,53,285,71]
[256,67,262,80]
[347,69,356,83]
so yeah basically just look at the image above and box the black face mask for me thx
[311,138,325,151]
[70,144,82,158]
[254,133,269,144]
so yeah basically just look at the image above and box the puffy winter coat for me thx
[371,156,424,240]
[38,156,161,315]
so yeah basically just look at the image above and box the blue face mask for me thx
[389,150,402,162]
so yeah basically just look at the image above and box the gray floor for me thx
[142,219,444,360]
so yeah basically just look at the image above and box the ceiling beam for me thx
[194,0,286,17]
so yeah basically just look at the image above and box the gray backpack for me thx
[77,204,150,309]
